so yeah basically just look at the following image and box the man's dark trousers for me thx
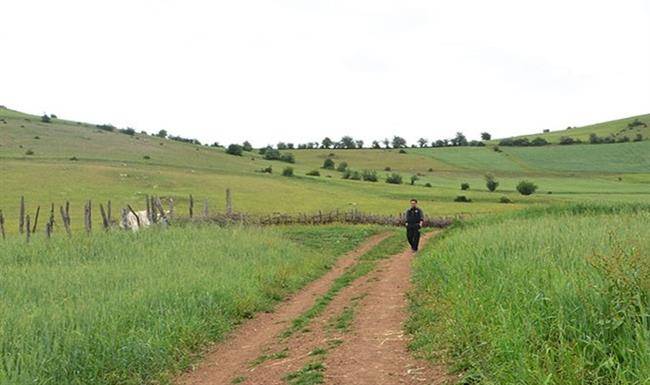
[406,225,420,251]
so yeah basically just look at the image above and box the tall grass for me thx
[409,207,650,384]
[0,225,376,385]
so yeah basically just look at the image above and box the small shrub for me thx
[493,146,502,152]
[499,196,512,204]
[336,161,348,172]
[384,166,391,171]
[559,136,576,145]
[226,144,244,156]
[424,182,432,187]
[280,153,295,163]
[398,149,407,154]
[428,167,433,172]
[34,136,40,140]
[410,175,419,185]
[322,158,335,169]
[263,148,281,160]
[460,182,470,190]
[485,173,499,192]
[41,114,51,123]
[386,173,403,184]
[69,156,78,161]
[282,167,294,177]
[25,149,34,155]
[349,170,361,180]
[516,180,538,195]
[306,170,320,176]
[119,127,136,136]
[143,155,151,160]
[634,134,643,142]
[361,169,378,182]
[454,195,471,202]
[530,137,548,146]
[261,166,272,173]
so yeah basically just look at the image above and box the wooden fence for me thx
[0,189,456,242]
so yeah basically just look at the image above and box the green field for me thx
[409,204,650,384]
[0,224,378,384]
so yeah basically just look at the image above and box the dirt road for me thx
[176,231,449,385]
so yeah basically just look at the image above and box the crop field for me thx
[409,204,650,384]
[0,224,378,384]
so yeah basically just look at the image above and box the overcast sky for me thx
[2,0,649,146]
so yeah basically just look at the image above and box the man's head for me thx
[410,198,418,208]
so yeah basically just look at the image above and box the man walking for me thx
[405,198,424,251]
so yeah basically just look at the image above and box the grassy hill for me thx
[2,107,650,233]
[499,113,650,144]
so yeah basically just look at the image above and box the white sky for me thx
[2,0,649,147]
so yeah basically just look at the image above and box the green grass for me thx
[0,224,376,385]
[408,204,650,384]
[505,114,650,144]
[283,362,326,385]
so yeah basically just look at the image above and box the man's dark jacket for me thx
[405,207,424,228]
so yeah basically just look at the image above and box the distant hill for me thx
[1,106,650,230]
[497,114,649,144]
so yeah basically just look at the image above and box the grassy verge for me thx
[408,204,650,384]
[0,224,376,385]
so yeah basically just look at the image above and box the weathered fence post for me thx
[31,205,40,234]
[84,200,92,234]
[127,205,141,228]
[107,200,112,224]
[60,205,71,236]
[19,196,25,234]
[26,214,31,242]
[99,204,110,231]
[47,204,55,237]
[121,208,129,230]
[0,209,5,240]
[226,188,233,215]
[189,194,194,218]
[145,195,151,223]
[203,199,209,218]
[150,196,158,224]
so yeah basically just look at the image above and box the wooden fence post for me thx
[26,214,31,242]
[100,204,110,230]
[203,199,209,218]
[60,205,71,236]
[226,188,232,215]
[107,200,112,224]
[150,196,157,224]
[121,208,129,230]
[47,204,55,237]
[84,200,92,234]
[127,205,141,228]
[0,209,5,240]
[189,194,194,218]
[19,196,25,234]
[31,205,40,234]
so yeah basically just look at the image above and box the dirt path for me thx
[176,230,449,385]
[325,230,450,385]
[176,232,391,385]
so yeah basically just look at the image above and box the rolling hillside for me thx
[1,107,650,232]
[500,113,650,144]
